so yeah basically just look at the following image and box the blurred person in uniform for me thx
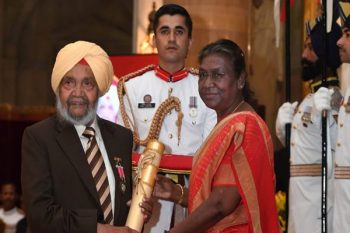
[275,16,341,233]
[117,3,216,233]
[97,76,120,123]
[314,2,350,232]
[0,182,24,233]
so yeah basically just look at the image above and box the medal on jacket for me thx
[301,105,312,127]
[344,96,350,113]
[189,96,198,125]
[330,86,343,112]
[114,157,126,193]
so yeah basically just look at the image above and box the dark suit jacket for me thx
[21,115,133,233]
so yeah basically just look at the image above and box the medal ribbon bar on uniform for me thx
[189,96,197,108]
[131,152,192,174]
[155,65,188,82]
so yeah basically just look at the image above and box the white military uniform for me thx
[118,65,216,154]
[277,94,337,233]
[118,65,217,232]
[333,87,350,233]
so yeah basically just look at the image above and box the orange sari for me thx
[189,112,280,233]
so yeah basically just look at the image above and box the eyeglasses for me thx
[60,77,96,91]
[198,70,226,82]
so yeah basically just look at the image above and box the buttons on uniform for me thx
[340,123,344,128]
[292,125,297,129]
[143,117,148,122]
[337,142,341,147]
[169,133,173,139]
[291,142,295,146]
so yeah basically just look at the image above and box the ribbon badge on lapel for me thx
[301,105,312,127]
[114,157,126,194]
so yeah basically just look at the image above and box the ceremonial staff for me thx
[320,0,330,232]
[284,0,291,227]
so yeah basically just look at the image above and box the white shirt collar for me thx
[74,118,101,139]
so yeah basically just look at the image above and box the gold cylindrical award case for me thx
[125,139,165,232]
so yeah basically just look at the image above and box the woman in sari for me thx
[153,39,280,233]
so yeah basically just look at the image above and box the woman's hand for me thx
[153,175,177,201]
[153,175,187,206]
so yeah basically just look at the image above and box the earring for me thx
[238,76,245,90]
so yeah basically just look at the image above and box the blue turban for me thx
[308,17,342,72]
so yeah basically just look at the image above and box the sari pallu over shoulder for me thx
[189,112,281,233]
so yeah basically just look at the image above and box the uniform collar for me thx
[155,65,188,82]
[309,76,339,93]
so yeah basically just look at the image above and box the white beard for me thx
[56,94,97,126]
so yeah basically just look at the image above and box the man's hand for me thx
[276,101,298,126]
[97,223,138,233]
[139,196,153,223]
[314,87,333,111]
[275,101,298,145]
[126,196,153,223]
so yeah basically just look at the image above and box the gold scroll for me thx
[125,139,165,232]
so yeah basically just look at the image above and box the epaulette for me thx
[188,67,199,76]
[120,64,156,82]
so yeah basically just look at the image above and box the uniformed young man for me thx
[275,16,341,233]
[314,3,350,232]
[117,3,216,233]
